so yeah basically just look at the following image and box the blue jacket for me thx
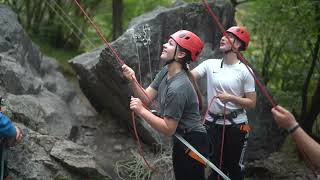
[0,112,16,137]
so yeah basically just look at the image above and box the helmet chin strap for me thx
[224,39,237,54]
[164,44,191,66]
[165,45,178,66]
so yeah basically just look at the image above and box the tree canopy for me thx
[1,0,319,136]
[238,0,320,135]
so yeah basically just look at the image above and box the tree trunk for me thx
[112,0,123,41]
[303,79,320,134]
[25,0,32,31]
[299,2,320,134]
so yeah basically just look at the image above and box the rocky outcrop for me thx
[0,5,109,179]
[70,0,284,163]
[70,0,235,148]
[0,0,291,179]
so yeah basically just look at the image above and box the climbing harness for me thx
[201,0,317,177]
[175,134,230,180]
[73,0,164,174]
[73,1,227,179]
[202,0,277,108]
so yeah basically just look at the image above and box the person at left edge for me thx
[122,30,209,180]
[0,96,23,179]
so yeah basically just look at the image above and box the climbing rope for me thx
[49,0,96,49]
[201,0,317,177]
[202,0,277,108]
[131,29,142,83]
[44,0,84,46]
[73,0,228,178]
[73,0,164,174]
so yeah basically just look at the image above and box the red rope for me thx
[73,0,159,173]
[132,111,158,172]
[201,0,277,108]
[217,104,227,180]
[202,95,217,123]
[74,0,124,65]
[73,0,159,112]
[201,0,317,175]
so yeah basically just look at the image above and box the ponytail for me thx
[186,70,203,111]
[179,50,203,111]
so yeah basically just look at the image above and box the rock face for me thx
[0,1,290,179]
[70,0,235,147]
[70,0,284,164]
[0,5,109,179]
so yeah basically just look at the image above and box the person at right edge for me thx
[0,96,22,180]
[272,105,320,169]
[192,26,256,180]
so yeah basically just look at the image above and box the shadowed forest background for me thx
[3,0,317,142]
[0,0,319,179]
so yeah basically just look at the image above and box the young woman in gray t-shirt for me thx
[122,30,208,180]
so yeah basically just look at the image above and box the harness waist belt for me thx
[208,109,244,124]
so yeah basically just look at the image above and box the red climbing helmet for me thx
[170,30,204,61]
[226,26,250,50]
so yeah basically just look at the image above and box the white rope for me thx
[50,0,96,49]
[45,0,96,49]
[174,134,231,180]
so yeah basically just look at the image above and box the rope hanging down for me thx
[73,0,157,109]
[73,0,124,65]
[73,0,230,178]
[49,0,96,49]
[73,0,161,173]
[201,0,277,108]
[201,0,317,177]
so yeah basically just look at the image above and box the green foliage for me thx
[31,35,80,77]
[1,0,182,77]
[54,175,69,180]
[239,0,319,112]
[90,0,172,48]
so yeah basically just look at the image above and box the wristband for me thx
[288,123,299,134]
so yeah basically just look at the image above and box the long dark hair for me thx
[178,47,203,111]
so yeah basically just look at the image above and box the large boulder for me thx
[70,0,235,147]
[0,5,109,179]
[69,0,284,163]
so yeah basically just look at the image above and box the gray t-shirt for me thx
[150,67,206,133]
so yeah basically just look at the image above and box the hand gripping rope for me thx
[74,0,230,178]
[201,0,317,177]
[73,0,159,173]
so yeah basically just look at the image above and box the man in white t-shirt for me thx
[192,26,256,180]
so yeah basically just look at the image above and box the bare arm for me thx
[191,69,201,81]
[130,83,157,105]
[7,126,22,147]
[131,97,178,136]
[192,64,256,108]
[217,90,256,109]
[122,64,157,105]
[272,106,320,168]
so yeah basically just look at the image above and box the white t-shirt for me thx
[194,59,255,125]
